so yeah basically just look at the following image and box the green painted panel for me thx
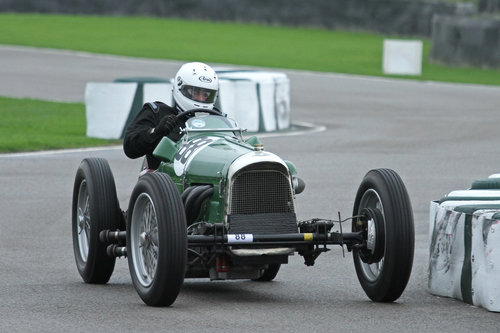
[454,204,500,214]
[460,214,473,304]
[439,196,500,204]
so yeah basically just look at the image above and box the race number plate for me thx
[227,234,254,244]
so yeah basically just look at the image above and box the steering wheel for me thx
[175,108,222,121]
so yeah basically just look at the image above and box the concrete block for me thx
[85,71,291,138]
[85,83,137,139]
[429,183,500,312]
[430,15,500,68]
[217,71,291,132]
[383,39,423,75]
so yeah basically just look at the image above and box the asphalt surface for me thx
[1,45,500,332]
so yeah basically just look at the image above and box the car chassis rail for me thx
[187,230,363,248]
[100,216,369,266]
[186,216,367,266]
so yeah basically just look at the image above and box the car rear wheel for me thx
[352,168,414,302]
[72,158,121,283]
[127,172,187,307]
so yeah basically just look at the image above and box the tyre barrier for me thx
[429,174,500,312]
[84,71,291,139]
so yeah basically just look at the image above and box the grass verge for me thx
[0,97,119,153]
[0,13,499,85]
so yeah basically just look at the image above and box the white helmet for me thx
[173,62,219,112]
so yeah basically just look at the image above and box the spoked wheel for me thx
[352,168,414,302]
[253,264,281,282]
[72,158,121,283]
[127,172,187,307]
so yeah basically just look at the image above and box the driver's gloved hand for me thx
[151,115,178,138]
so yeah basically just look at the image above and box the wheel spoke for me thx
[151,227,159,247]
[85,218,91,238]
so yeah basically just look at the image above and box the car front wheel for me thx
[127,172,187,307]
[352,168,414,302]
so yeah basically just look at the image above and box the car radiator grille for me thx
[229,169,294,215]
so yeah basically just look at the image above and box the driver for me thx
[123,62,219,169]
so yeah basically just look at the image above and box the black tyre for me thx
[352,168,414,302]
[72,158,121,283]
[253,264,281,282]
[127,173,187,307]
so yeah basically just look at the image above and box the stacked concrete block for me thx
[84,71,291,139]
[430,16,500,68]
[429,175,500,312]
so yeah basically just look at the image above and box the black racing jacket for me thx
[123,101,184,169]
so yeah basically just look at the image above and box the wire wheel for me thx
[127,172,187,307]
[352,168,414,302]
[72,158,121,284]
[130,193,159,287]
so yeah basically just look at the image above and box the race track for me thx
[1,45,500,332]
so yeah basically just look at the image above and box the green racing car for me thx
[72,109,415,307]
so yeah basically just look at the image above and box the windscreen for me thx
[186,115,238,130]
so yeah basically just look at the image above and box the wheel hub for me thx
[366,218,376,252]
[78,212,86,232]
[140,232,148,247]
[358,207,385,264]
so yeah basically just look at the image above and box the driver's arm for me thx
[123,103,179,159]
[123,105,161,159]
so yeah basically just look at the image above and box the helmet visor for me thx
[181,85,217,103]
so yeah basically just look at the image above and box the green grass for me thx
[1,13,499,85]
[0,97,119,152]
[1,13,499,153]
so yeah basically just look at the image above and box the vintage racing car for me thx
[72,109,415,306]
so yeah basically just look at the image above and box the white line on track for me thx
[0,122,326,158]
[0,145,123,158]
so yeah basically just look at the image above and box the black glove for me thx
[151,115,178,138]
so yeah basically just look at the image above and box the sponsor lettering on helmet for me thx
[199,76,212,83]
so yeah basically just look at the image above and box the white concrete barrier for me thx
[85,71,291,139]
[85,82,172,139]
[383,39,423,76]
[217,71,291,132]
[429,179,500,312]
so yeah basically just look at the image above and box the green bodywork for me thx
[151,115,296,224]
